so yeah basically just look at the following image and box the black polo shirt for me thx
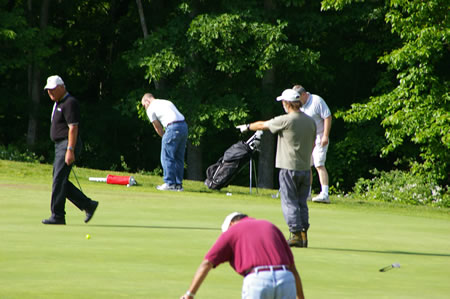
[50,94,81,142]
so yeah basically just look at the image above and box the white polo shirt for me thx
[300,93,331,136]
[146,99,185,128]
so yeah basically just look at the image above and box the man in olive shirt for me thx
[42,75,98,225]
[237,89,316,247]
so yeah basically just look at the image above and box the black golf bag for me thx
[205,131,263,190]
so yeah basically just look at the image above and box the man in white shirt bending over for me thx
[293,85,332,203]
[142,93,188,191]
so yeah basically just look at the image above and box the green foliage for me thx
[0,2,61,74]
[323,0,450,183]
[326,121,387,190]
[321,0,363,11]
[352,169,449,207]
[0,145,43,163]
[187,13,317,78]
[124,7,320,145]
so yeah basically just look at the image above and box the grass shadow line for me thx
[79,224,220,231]
[311,246,450,257]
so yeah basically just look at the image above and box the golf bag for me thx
[205,130,263,190]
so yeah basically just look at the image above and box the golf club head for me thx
[379,262,401,272]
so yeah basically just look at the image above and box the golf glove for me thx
[236,124,250,133]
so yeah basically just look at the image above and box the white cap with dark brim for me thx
[221,212,244,233]
[44,75,64,90]
[276,89,300,102]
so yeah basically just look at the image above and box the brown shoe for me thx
[288,231,303,247]
[300,229,308,248]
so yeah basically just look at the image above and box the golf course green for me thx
[1,160,449,298]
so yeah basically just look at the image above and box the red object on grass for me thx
[106,174,131,185]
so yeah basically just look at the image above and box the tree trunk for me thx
[26,0,49,148]
[184,3,202,181]
[136,0,148,37]
[257,69,276,189]
[186,142,203,181]
[135,0,164,90]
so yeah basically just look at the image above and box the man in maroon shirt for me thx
[180,212,305,299]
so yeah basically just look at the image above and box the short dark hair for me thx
[231,214,248,223]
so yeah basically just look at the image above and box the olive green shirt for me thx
[266,111,316,171]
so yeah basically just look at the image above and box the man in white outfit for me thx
[293,85,332,203]
[142,93,188,191]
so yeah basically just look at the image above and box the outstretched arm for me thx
[236,121,269,133]
[249,121,269,131]
[180,260,214,299]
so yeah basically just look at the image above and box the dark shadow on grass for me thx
[76,224,220,231]
[310,246,450,257]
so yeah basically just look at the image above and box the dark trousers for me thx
[279,168,311,232]
[51,139,91,218]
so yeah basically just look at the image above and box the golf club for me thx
[379,262,400,272]
[72,166,83,193]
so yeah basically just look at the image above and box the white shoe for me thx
[312,193,330,203]
[156,183,177,191]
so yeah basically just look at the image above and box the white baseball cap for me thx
[276,89,300,102]
[44,75,64,90]
[221,212,244,232]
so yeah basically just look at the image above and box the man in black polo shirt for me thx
[42,75,98,225]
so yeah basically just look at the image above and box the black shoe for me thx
[84,200,99,223]
[42,217,66,225]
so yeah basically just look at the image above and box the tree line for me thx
[1,0,448,193]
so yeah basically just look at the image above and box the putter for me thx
[72,166,83,193]
[379,263,400,272]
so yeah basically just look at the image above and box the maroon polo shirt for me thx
[205,217,294,276]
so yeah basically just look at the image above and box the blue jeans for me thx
[161,121,188,185]
[242,268,296,299]
[279,169,310,232]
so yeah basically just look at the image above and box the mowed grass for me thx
[0,160,449,299]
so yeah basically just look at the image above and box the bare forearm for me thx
[66,125,78,165]
[68,125,78,148]
[155,127,164,137]
[152,120,165,137]
[323,116,332,138]
[249,121,268,131]
[182,260,213,298]
[289,264,305,299]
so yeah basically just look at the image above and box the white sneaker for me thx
[156,183,177,191]
[312,193,330,203]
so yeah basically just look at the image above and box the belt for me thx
[245,265,288,276]
[167,120,185,126]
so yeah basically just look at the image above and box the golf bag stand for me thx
[247,130,262,193]
[249,156,258,194]
[205,130,263,191]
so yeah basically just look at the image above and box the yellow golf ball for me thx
[86,234,91,240]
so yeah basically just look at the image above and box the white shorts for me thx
[311,135,328,167]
